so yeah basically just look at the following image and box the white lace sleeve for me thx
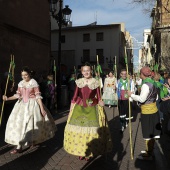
[31,79,39,87]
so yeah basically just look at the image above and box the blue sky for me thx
[64,0,152,66]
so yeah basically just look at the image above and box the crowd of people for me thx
[0,63,170,162]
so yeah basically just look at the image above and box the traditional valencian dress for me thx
[102,77,117,106]
[64,78,112,157]
[5,79,56,147]
[130,77,161,159]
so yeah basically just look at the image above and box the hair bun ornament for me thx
[84,62,91,66]
[22,66,30,73]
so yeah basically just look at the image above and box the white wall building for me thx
[138,29,153,70]
[143,29,152,65]
[51,23,133,75]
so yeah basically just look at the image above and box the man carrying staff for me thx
[128,66,161,160]
[117,69,135,132]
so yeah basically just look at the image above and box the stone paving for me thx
[0,106,170,170]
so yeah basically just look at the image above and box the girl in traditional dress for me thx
[2,66,56,154]
[102,71,117,108]
[64,63,112,161]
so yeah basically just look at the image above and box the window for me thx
[83,49,90,62]
[83,33,90,42]
[61,35,65,43]
[96,32,103,41]
[96,49,104,63]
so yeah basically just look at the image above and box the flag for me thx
[96,64,102,74]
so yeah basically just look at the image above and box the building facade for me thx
[139,29,152,69]
[125,31,134,74]
[51,23,133,76]
[150,0,170,71]
[0,0,50,82]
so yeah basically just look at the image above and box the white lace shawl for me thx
[75,78,100,90]
[18,79,39,88]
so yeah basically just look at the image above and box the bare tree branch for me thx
[130,0,156,14]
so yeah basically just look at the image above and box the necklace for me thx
[84,77,92,84]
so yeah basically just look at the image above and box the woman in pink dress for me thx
[2,66,56,154]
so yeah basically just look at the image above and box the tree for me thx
[130,0,156,13]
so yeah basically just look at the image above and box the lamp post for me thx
[49,0,72,108]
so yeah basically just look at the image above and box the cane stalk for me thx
[125,47,133,160]
[0,55,13,126]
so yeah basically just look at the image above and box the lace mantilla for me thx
[76,78,100,90]
[18,79,39,88]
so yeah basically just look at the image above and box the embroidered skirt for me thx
[64,104,112,157]
[5,99,56,146]
[102,87,117,106]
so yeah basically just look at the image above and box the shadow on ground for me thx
[0,121,66,170]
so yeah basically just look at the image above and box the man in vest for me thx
[117,69,135,132]
[128,66,161,160]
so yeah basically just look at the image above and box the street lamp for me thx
[49,0,72,108]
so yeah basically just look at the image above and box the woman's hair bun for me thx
[22,66,31,73]
[83,62,92,70]
[21,66,35,77]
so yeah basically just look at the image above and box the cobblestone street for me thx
[0,106,170,170]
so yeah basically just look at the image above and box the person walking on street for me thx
[128,66,161,160]
[102,71,117,108]
[153,72,164,123]
[64,63,112,161]
[2,66,56,154]
[117,69,135,132]
[44,74,55,113]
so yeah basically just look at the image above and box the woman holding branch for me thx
[2,66,56,154]
[64,62,112,161]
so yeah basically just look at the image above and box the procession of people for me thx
[0,60,170,164]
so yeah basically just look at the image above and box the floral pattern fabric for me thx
[5,79,56,146]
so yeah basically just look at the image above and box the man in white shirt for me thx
[128,66,161,160]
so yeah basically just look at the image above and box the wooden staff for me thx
[53,60,57,109]
[0,55,13,126]
[125,47,134,160]
[97,55,109,160]
[74,66,77,80]
[54,60,57,87]
[97,55,102,94]
[114,56,117,79]
[114,56,118,110]
[11,55,15,90]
